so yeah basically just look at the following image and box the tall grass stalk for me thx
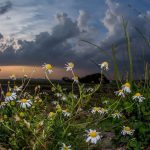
[81,40,111,58]
[122,17,133,83]
[144,62,150,89]
[111,45,121,87]
[135,27,150,49]
[134,26,150,88]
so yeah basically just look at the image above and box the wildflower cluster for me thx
[0,61,149,150]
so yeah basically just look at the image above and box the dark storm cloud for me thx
[0,12,101,71]
[0,13,78,64]
[0,1,12,15]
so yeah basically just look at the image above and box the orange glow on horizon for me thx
[0,66,89,79]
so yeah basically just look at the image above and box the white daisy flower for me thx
[115,89,125,98]
[61,143,71,150]
[103,100,109,104]
[72,94,78,99]
[62,109,71,117]
[112,112,122,119]
[122,82,131,93]
[99,107,108,115]
[1,90,4,95]
[121,126,135,136]
[86,129,102,144]
[24,74,28,78]
[38,120,44,127]
[5,92,17,102]
[9,74,16,80]
[91,107,100,114]
[98,61,109,71]
[23,119,30,129]
[65,62,74,71]
[14,86,23,92]
[77,107,83,112]
[18,98,32,108]
[72,76,79,83]
[0,101,7,109]
[67,133,71,136]
[42,63,53,74]
[14,114,21,122]
[61,95,67,101]
[41,91,48,95]
[132,93,145,102]
[55,93,62,97]
[86,87,94,92]
[52,101,59,105]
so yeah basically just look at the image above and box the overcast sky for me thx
[0,0,149,79]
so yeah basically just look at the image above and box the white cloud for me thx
[100,0,150,75]
[77,10,90,31]
[0,0,76,41]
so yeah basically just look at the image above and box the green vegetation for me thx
[0,63,149,150]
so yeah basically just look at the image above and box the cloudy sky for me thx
[0,0,149,79]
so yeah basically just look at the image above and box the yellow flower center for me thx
[11,74,16,78]
[68,62,74,68]
[103,61,108,66]
[124,83,130,88]
[56,104,61,109]
[49,112,55,117]
[4,115,7,119]
[0,102,4,105]
[89,131,97,137]
[64,109,69,112]
[124,126,131,131]
[135,93,141,96]
[24,74,28,78]
[11,101,15,106]
[6,92,11,97]
[19,112,25,117]
[73,76,78,80]
[21,99,27,103]
[56,104,62,112]
[119,90,123,92]
[101,108,106,112]
[45,64,52,70]
[93,107,99,111]
[64,146,69,150]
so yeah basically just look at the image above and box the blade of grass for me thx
[144,62,150,90]
[111,44,121,87]
[81,40,111,59]
[122,17,133,83]
[134,27,150,49]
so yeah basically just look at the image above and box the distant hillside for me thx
[62,73,109,84]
